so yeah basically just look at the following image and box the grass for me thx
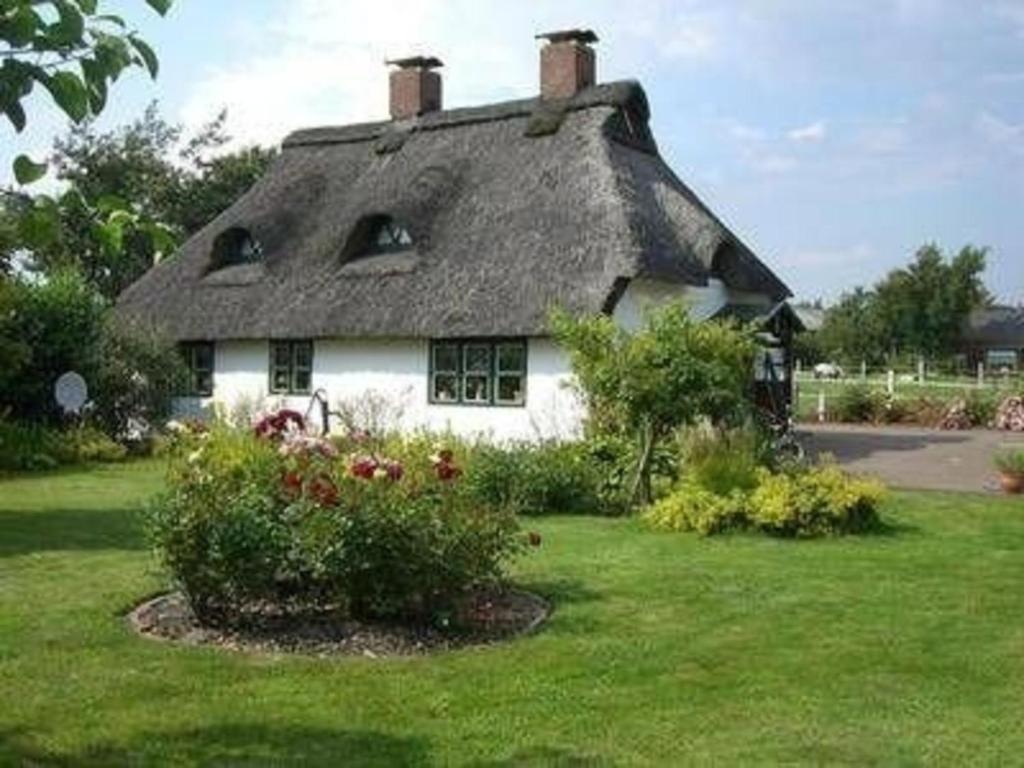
[2,461,1024,766]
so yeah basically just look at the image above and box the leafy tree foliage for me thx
[1,0,171,182]
[0,270,106,422]
[816,244,991,365]
[873,244,991,359]
[0,270,183,430]
[2,105,277,297]
[817,287,887,366]
[551,303,756,505]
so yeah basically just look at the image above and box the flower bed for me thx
[644,429,886,537]
[145,411,533,631]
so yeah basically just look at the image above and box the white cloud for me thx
[749,153,797,174]
[989,1,1024,38]
[657,17,718,60]
[725,119,766,142]
[787,120,826,142]
[855,118,909,155]
[178,0,547,148]
[975,110,1024,154]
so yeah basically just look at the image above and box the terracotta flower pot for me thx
[999,472,1024,495]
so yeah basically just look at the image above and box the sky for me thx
[3,0,1024,304]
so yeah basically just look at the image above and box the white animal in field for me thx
[813,362,844,379]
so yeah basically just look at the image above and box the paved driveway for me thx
[799,424,1024,493]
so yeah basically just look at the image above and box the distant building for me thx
[791,305,825,333]
[962,306,1024,372]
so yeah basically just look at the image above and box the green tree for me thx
[0,270,106,422]
[3,105,276,297]
[0,270,183,430]
[817,287,887,367]
[817,244,991,365]
[551,303,756,506]
[873,244,991,359]
[2,0,171,182]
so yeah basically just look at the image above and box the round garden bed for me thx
[128,588,550,657]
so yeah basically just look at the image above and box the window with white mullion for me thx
[431,341,460,403]
[462,343,492,404]
[494,342,526,404]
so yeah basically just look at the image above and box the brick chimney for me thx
[386,56,443,120]
[536,29,598,100]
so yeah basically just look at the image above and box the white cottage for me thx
[117,30,793,441]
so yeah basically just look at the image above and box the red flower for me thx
[384,460,404,481]
[282,470,303,496]
[308,474,339,507]
[349,456,378,479]
[254,409,306,440]
[435,461,462,482]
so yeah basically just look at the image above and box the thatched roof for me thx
[964,306,1024,347]
[117,80,791,341]
[711,300,805,336]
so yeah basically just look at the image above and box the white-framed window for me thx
[429,339,527,406]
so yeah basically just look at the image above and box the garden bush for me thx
[963,390,1001,428]
[832,383,879,423]
[0,419,126,471]
[748,463,885,537]
[646,453,885,538]
[0,420,63,471]
[678,426,763,493]
[145,416,526,625]
[643,480,748,535]
[463,440,616,516]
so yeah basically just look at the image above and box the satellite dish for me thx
[55,371,88,415]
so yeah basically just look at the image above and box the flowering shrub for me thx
[253,409,305,441]
[643,480,748,535]
[645,457,885,538]
[748,464,885,537]
[144,416,523,625]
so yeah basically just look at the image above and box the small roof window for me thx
[342,214,415,262]
[365,216,413,255]
[210,227,263,270]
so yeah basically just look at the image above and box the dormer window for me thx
[210,227,263,270]
[364,216,413,255]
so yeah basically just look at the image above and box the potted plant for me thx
[994,448,1024,494]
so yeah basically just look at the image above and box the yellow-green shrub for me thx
[645,458,885,538]
[749,464,885,537]
[643,481,748,535]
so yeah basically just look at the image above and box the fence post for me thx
[977,361,985,389]
[887,369,895,396]
[861,360,867,380]
[918,356,925,383]
[817,391,826,423]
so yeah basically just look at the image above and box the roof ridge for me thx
[283,80,645,148]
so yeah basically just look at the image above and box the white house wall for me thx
[612,277,771,330]
[173,278,773,441]
[176,337,585,442]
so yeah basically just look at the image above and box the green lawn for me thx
[2,462,1024,766]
